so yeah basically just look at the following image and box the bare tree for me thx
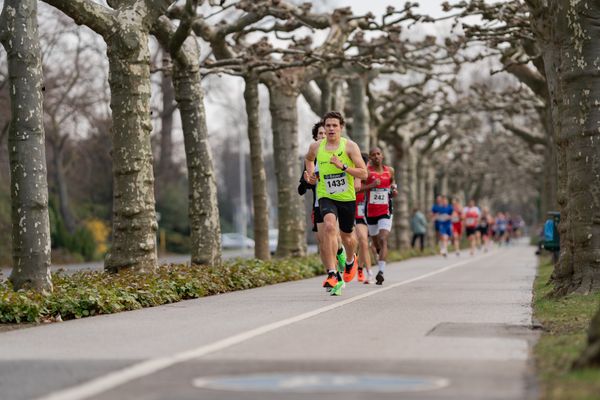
[524,0,600,367]
[0,0,52,291]
[43,0,175,273]
[153,7,222,266]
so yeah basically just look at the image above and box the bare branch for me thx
[502,121,547,147]
[42,0,115,37]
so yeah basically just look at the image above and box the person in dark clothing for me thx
[298,122,326,233]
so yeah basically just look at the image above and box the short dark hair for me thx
[322,111,345,126]
[311,121,324,141]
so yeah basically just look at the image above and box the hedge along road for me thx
[0,242,539,400]
[0,246,318,278]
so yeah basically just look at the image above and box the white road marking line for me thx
[35,252,495,400]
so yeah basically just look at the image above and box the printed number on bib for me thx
[466,218,476,226]
[324,173,348,194]
[369,189,388,205]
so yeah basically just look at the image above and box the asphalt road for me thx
[0,243,539,400]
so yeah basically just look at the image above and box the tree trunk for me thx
[347,76,370,151]
[540,107,558,217]
[316,77,332,116]
[532,0,600,295]
[424,161,436,248]
[156,55,175,199]
[392,144,410,250]
[104,28,158,273]
[331,80,346,117]
[244,76,270,260]
[416,156,426,212]
[574,305,600,368]
[267,85,306,257]
[172,38,221,266]
[0,0,52,292]
[407,147,417,210]
[42,0,176,273]
[51,137,76,233]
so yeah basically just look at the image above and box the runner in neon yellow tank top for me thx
[304,111,368,295]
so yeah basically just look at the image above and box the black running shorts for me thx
[312,206,324,232]
[319,198,356,233]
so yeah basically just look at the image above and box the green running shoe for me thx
[336,247,346,274]
[330,280,344,296]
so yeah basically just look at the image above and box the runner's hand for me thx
[304,170,317,185]
[329,155,343,169]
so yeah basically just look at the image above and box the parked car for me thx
[221,233,255,249]
[268,229,278,254]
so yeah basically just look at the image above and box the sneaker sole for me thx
[330,281,344,296]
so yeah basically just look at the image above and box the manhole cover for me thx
[193,373,449,393]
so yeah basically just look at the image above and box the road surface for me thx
[0,243,539,400]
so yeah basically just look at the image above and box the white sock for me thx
[346,255,354,265]
[378,261,385,273]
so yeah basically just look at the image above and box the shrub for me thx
[0,256,322,323]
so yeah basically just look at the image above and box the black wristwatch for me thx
[342,164,348,171]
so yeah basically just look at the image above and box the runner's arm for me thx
[344,141,368,180]
[389,167,398,197]
[304,141,319,180]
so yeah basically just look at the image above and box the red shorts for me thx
[452,222,462,237]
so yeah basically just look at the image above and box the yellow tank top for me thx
[316,137,355,201]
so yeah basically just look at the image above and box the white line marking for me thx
[35,252,495,400]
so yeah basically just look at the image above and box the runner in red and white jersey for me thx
[451,199,463,256]
[363,147,397,285]
[462,199,481,255]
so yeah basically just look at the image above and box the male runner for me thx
[435,195,453,257]
[462,199,481,255]
[363,147,397,285]
[299,122,347,275]
[451,199,463,256]
[305,111,368,295]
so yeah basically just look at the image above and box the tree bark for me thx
[424,160,436,248]
[531,0,600,294]
[244,76,270,260]
[347,75,370,151]
[266,85,306,257]
[104,27,157,273]
[316,77,332,116]
[153,17,222,267]
[156,53,175,200]
[173,44,222,266]
[0,0,52,291]
[416,156,426,212]
[574,306,600,368]
[50,135,76,233]
[43,0,176,273]
[527,0,600,370]
[392,144,410,250]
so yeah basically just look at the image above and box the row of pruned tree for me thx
[0,0,466,289]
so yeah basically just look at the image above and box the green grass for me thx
[533,258,600,400]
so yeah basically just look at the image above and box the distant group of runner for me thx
[298,110,524,296]
[430,195,525,257]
